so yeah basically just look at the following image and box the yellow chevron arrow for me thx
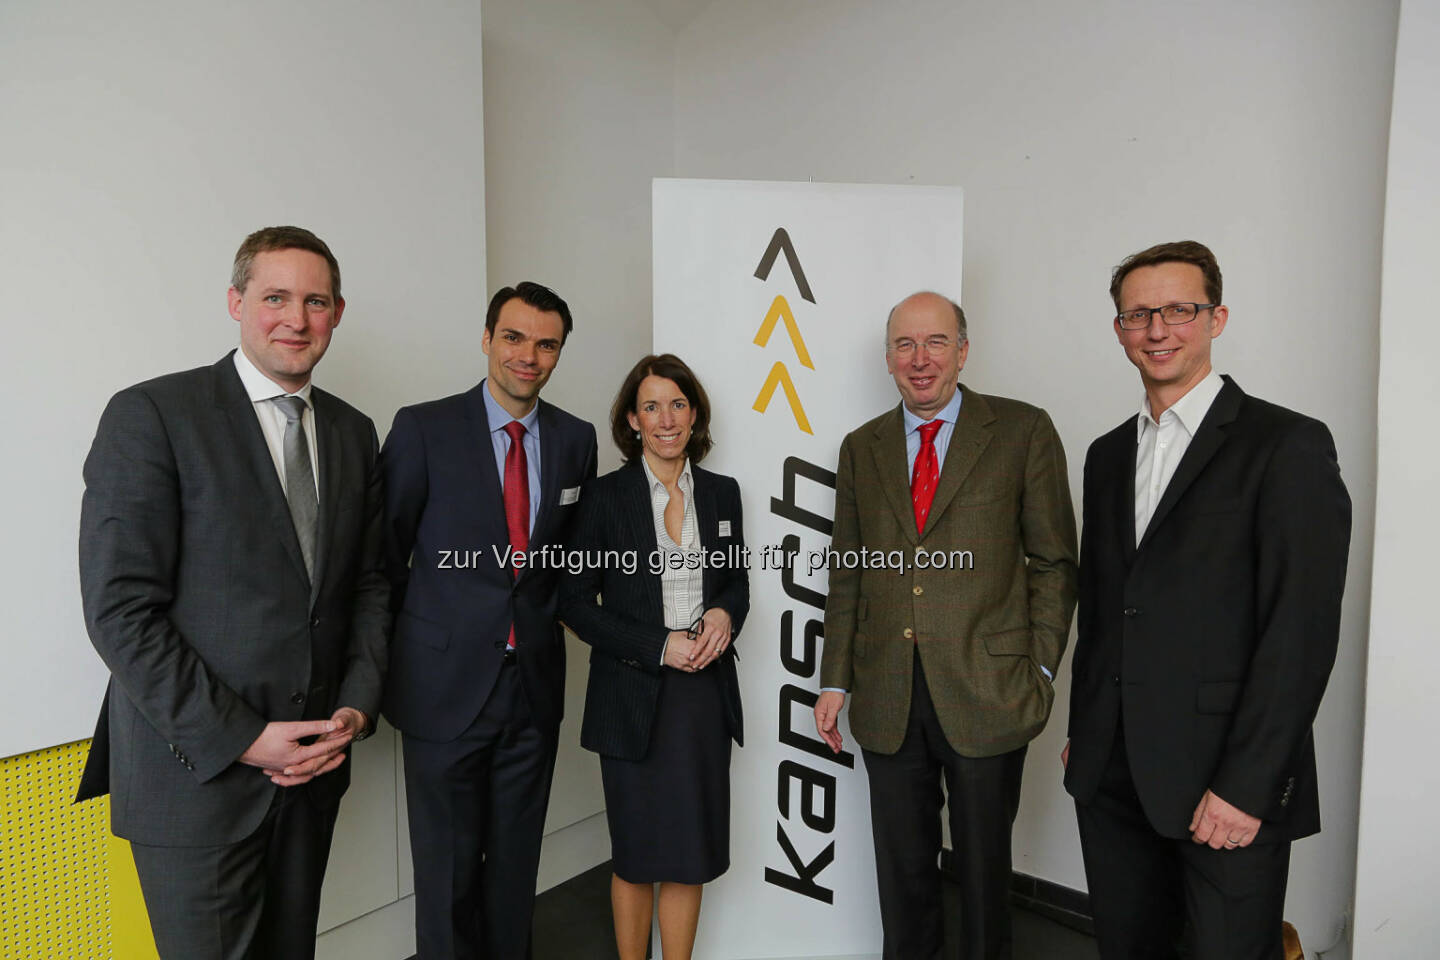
[752,361,813,435]
[752,295,815,370]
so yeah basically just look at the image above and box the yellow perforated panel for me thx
[0,740,157,960]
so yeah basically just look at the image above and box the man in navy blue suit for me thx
[381,282,597,959]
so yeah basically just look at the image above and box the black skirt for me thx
[600,664,731,884]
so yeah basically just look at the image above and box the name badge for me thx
[718,520,732,537]
[559,486,581,505]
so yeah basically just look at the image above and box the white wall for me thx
[1352,2,1440,957]
[0,0,485,947]
[481,0,677,856]
[671,1,1393,953]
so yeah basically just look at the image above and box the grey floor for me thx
[527,861,1101,959]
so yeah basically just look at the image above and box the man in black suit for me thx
[381,282,598,959]
[77,226,389,960]
[1063,241,1351,960]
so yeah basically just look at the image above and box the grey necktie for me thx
[270,395,318,579]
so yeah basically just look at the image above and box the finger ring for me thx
[1227,833,1243,843]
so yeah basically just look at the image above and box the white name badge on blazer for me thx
[559,486,581,505]
[718,520,731,537]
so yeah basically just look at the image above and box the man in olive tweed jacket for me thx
[814,292,1077,960]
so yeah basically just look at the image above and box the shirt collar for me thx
[903,385,963,436]
[640,454,692,494]
[1136,369,1224,438]
[233,349,313,406]
[481,378,541,436]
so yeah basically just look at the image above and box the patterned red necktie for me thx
[911,420,943,534]
[503,421,529,650]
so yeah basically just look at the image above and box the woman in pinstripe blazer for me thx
[561,353,748,960]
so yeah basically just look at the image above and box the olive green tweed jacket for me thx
[820,385,1078,757]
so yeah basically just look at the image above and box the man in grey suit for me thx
[77,226,389,960]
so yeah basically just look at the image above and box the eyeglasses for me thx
[890,336,957,358]
[686,615,706,641]
[1115,302,1216,330]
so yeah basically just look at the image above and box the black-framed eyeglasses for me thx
[686,615,706,641]
[1115,302,1216,330]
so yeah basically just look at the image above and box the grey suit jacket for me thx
[76,352,389,846]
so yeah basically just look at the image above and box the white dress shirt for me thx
[232,349,319,500]
[642,456,705,633]
[1134,369,1225,546]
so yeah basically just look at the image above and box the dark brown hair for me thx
[1109,240,1223,312]
[486,281,574,343]
[231,226,342,301]
[610,354,713,464]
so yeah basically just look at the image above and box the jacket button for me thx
[902,627,914,640]
[291,692,305,705]
[1122,607,1139,617]
[912,585,924,597]
[310,617,321,628]
[1112,675,1121,686]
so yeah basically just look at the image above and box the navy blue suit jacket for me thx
[380,383,597,741]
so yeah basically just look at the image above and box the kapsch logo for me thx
[750,226,857,906]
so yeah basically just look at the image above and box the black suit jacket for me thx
[76,352,390,846]
[1065,377,1351,841]
[560,461,748,762]
[380,384,597,741]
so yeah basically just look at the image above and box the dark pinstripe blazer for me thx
[821,385,1078,757]
[560,460,748,762]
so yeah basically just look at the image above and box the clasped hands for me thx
[663,608,732,672]
[239,706,368,787]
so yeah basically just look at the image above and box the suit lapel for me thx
[694,467,718,599]
[621,461,664,621]
[922,385,994,541]
[463,383,510,554]
[213,357,310,585]
[310,390,343,606]
[869,406,920,546]
[1121,424,1139,565]
[527,401,563,565]
[1136,378,1244,553]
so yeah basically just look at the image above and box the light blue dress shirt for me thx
[902,388,964,478]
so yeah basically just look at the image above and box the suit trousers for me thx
[861,649,1027,960]
[1075,722,1291,960]
[402,662,560,960]
[130,781,339,960]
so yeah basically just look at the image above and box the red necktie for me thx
[911,420,943,534]
[503,421,529,650]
